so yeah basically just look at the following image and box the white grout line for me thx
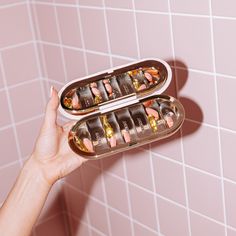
[75,0,89,76]
[102,0,113,67]
[26,1,47,107]
[0,41,34,52]
[167,1,192,235]
[122,155,135,236]
[131,0,141,59]
[0,1,27,9]
[0,54,23,166]
[52,0,68,82]
[209,1,227,235]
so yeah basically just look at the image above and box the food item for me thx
[145,107,159,120]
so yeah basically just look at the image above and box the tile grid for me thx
[167,0,192,235]
[209,0,227,235]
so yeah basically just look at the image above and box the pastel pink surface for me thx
[109,209,132,236]
[212,0,236,17]
[172,16,213,71]
[35,4,59,43]
[228,229,236,236]
[43,44,65,82]
[0,163,21,204]
[190,211,225,236]
[153,156,186,205]
[80,8,108,52]
[214,19,236,76]
[16,117,43,158]
[157,197,189,236]
[104,173,129,214]
[54,0,76,4]
[221,130,236,182]
[2,44,38,86]
[106,10,138,58]
[0,91,11,127]
[0,128,19,165]
[217,76,236,131]
[9,81,44,122]
[0,5,32,48]
[186,168,224,222]
[86,53,110,74]
[182,121,221,176]
[224,181,236,228]
[134,222,159,236]
[124,148,153,190]
[0,0,22,4]
[170,0,209,14]
[79,0,103,6]
[134,0,169,12]
[136,13,172,59]
[57,6,82,48]
[129,184,158,230]
[105,0,132,9]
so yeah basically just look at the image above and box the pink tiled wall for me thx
[1,0,236,236]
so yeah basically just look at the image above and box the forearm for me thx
[0,158,52,236]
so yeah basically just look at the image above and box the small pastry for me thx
[90,82,97,88]
[145,107,159,120]
[75,136,94,153]
[121,129,131,143]
[144,72,153,82]
[72,92,81,109]
[143,100,154,107]
[138,84,147,91]
[63,97,72,109]
[148,115,158,132]
[164,112,174,128]
[91,87,101,97]
[109,136,117,147]
[103,79,113,96]
[83,138,94,152]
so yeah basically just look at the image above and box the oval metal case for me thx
[58,58,185,160]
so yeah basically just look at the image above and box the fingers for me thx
[43,86,59,128]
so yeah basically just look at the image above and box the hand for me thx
[25,86,87,186]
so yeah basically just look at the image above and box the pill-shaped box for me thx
[58,58,185,160]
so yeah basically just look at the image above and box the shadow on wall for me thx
[40,59,204,236]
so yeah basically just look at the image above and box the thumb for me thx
[43,86,59,128]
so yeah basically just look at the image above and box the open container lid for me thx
[58,58,172,121]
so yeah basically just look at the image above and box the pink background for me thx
[0,0,236,235]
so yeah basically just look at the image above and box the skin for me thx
[0,87,87,236]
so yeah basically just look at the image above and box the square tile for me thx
[0,91,11,127]
[0,5,32,48]
[172,16,213,71]
[2,44,38,86]
[9,81,45,122]
[104,0,133,9]
[221,130,236,182]
[153,156,186,205]
[129,184,158,230]
[55,0,76,4]
[190,211,225,236]
[214,19,236,76]
[157,197,189,236]
[0,163,21,203]
[178,69,218,125]
[151,131,182,162]
[134,0,169,12]
[0,128,19,165]
[212,0,236,17]
[123,148,153,190]
[101,153,125,178]
[106,10,138,58]
[57,6,82,47]
[217,76,236,131]
[228,228,236,236]
[43,44,65,82]
[134,222,158,236]
[112,57,134,67]
[136,13,172,60]
[80,163,104,201]
[63,184,88,221]
[182,120,221,176]
[35,4,59,43]
[170,0,209,14]
[63,48,86,81]
[80,8,108,52]
[86,53,110,74]
[0,0,22,5]
[16,117,43,158]
[104,173,129,214]
[87,198,109,235]
[79,0,103,6]
[36,214,67,236]
[109,209,132,236]
[186,168,224,222]
[224,181,236,228]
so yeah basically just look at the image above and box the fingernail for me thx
[50,86,54,97]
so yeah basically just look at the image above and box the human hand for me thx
[25,86,87,186]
